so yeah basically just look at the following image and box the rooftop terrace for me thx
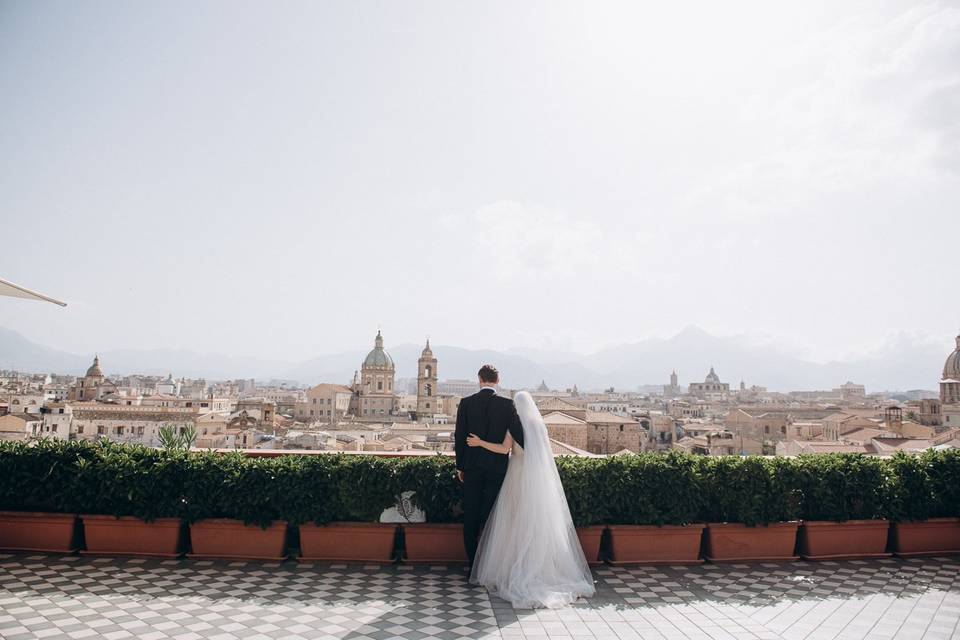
[2,554,959,640]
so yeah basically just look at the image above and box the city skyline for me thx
[2,1,958,363]
[1,323,956,393]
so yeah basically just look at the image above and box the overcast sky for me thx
[2,0,958,363]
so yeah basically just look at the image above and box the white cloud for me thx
[448,201,636,280]
[686,3,960,220]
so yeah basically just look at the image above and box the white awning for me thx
[0,277,67,307]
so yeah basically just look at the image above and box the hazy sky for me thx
[2,0,958,363]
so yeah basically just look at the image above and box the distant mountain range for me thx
[0,325,949,393]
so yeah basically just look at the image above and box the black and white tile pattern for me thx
[1,554,958,639]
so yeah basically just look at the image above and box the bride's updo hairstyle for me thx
[478,364,499,384]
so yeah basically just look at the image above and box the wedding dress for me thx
[469,391,595,608]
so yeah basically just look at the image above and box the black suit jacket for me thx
[455,389,525,474]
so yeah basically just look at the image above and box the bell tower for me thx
[416,339,438,421]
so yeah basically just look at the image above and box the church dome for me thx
[421,339,433,357]
[86,355,104,378]
[943,335,960,380]
[363,331,395,369]
[705,366,720,384]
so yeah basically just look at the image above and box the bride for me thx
[465,390,595,608]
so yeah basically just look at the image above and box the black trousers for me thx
[462,466,506,564]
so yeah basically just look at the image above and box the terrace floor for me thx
[1,554,959,640]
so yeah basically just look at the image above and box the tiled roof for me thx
[585,411,638,424]
[542,411,587,425]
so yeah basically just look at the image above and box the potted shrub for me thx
[396,455,467,562]
[0,439,89,553]
[796,454,891,560]
[888,450,960,556]
[596,452,705,565]
[183,451,290,560]
[77,441,186,557]
[557,456,607,565]
[298,454,399,562]
[699,456,801,562]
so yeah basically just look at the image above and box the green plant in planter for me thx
[73,440,189,522]
[394,454,461,523]
[698,455,801,526]
[0,439,97,514]
[887,449,960,522]
[326,454,399,523]
[597,452,702,526]
[180,450,294,528]
[921,449,960,519]
[795,453,891,522]
[278,454,336,526]
[555,456,606,527]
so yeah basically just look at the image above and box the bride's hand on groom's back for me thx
[466,434,483,447]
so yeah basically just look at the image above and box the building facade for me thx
[356,331,397,418]
[941,333,960,428]
[416,340,438,421]
[688,367,730,401]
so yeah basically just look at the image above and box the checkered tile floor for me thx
[1,555,958,640]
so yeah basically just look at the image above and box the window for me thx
[780,426,787,435]
[619,425,623,432]
[114,427,123,435]
[326,398,331,405]
[310,410,314,416]
[764,426,770,434]
[52,425,58,433]
[313,398,317,405]
[378,381,383,391]
[78,425,84,434]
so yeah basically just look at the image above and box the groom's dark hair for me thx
[478,364,499,384]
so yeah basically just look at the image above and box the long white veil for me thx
[470,391,595,608]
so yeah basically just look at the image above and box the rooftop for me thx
[1,554,958,639]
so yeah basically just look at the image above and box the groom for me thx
[455,364,525,565]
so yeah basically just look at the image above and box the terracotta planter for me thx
[704,522,799,562]
[608,524,705,565]
[891,518,960,557]
[799,520,890,560]
[404,523,468,563]
[577,526,605,565]
[81,515,182,557]
[0,511,77,553]
[299,522,397,562]
[189,519,287,560]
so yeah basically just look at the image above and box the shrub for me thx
[795,454,891,522]
[0,439,97,513]
[596,452,702,526]
[324,454,398,523]
[395,454,461,522]
[73,440,189,521]
[887,449,960,522]
[180,451,291,528]
[555,456,607,527]
[922,449,960,518]
[697,455,801,526]
[3,439,958,529]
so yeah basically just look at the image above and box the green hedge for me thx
[1,440,959,527]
